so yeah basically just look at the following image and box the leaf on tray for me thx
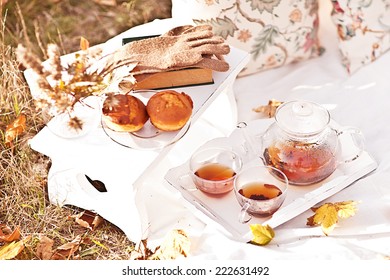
[253,99,283,118]
[248,224,275,246]
[306,200,359,235]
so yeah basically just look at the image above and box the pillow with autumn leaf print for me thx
[330,0,390,74]
[171,0,323,76]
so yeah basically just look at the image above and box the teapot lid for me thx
[275,100,330,136]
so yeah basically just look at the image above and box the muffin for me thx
[102,94,149,132]
[146,90,193,131]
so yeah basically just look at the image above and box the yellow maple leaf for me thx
[336,200,359,219]
[307,200,358,235]
[249,224,275,246]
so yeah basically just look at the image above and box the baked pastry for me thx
[146,90,193,131]
[102,94,149,132]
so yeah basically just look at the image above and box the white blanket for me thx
[27,5,390,260]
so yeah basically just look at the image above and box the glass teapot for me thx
[241,100,364,185]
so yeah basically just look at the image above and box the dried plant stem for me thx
[15,2,32,50]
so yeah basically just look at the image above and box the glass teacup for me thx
[234,164,288,223]
[180,147,243,195]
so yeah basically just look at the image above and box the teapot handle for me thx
[236,122,264,162]
[335,126,365,164]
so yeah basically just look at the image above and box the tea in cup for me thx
[182,147,243,195]
[234,165,288,223]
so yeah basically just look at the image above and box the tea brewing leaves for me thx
[306,200,359,235]
[239,183,282,200]
[248,224,275,246]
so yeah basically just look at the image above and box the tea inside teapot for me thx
[263,140,337,185]
[260,100,339,185]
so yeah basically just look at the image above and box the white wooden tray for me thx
[164,118,378,241]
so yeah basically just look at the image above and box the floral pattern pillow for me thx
[171,0,323,76]
[331,0,390,74]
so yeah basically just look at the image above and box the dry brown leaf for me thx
[253,99,283,118]
[130,239,154,260]
[307,200,359,235]
[80,36,90,51]
[4,114,27,146]
[130,230,191,260]
[0,235,31,260]
[36,235,55,260]
[51,235,82,260]
[69,210,104,230]
[0,224,21,242]
[149,229,191,260]
[248,224,275,246]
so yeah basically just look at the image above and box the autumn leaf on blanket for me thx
[149,229,191,260]
[0,224,21,242]
[4,114,26,146]
[69,210,104,230]
[253,99,283,118]
[130,229,191,260]
[0,235,31,260]
[248,224,275,246]
[306,200,359,235]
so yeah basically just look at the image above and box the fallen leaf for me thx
[149,229,191,260]
[130,230,191,260]
[51,235,82,260]
[253,99,283,118]
[307,200,359,235]
[130,239,154,260]
[249,224,275,246]
[36,235,55,260]
[0,236,31,260]
[69,210,104,230]
[80,37,90,51]
[0,224,21,242]
[336,200,359,219]
[4,114,26,146]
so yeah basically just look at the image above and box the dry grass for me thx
[0,0,171,260]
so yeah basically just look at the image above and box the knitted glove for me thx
[99,25,230,76]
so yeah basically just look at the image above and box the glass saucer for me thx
[101,118,191,150]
